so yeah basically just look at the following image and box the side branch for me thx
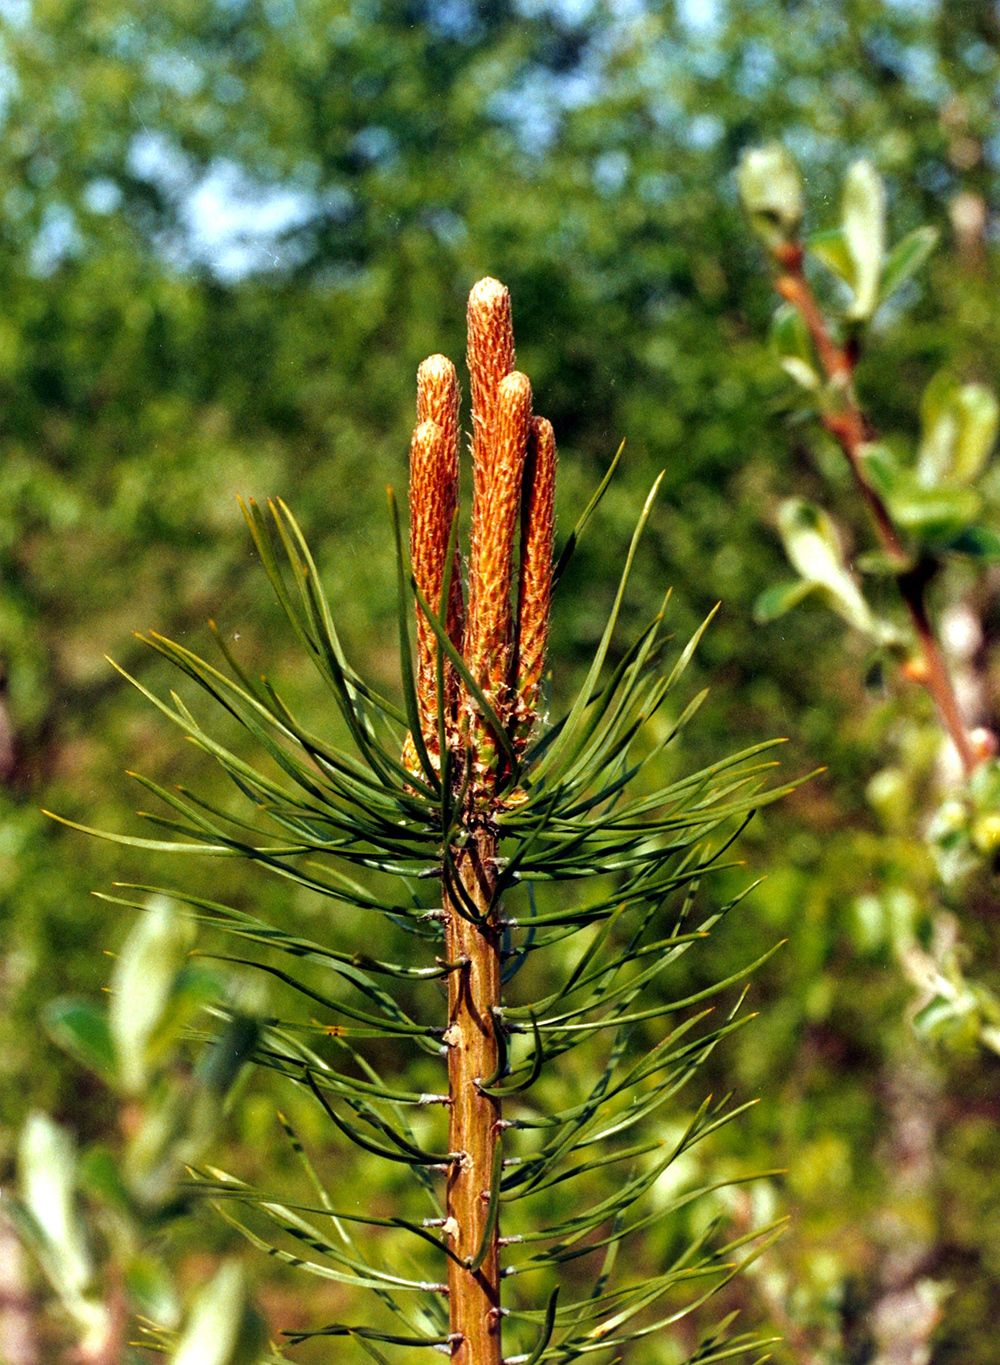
[774,248,978,776]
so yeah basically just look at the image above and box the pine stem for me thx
[775,251,978,776]
[410,278,546,1359]
[444,828,504,1364]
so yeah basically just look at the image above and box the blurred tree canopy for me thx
[2,0,1000,1359]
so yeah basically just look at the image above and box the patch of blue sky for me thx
[183,159,316,279]
[0,0,30,28]
[30,203,81,277]
[0,52,17,127]
[676,0,720,35]
[884,0,938,14]
[688,114,723,150]
[128,130,192,195]
[83,179,124,216]
[517,0,598,21]
[126,130,319,280]
[735,40,778,98]
[491,64,600,156]
[592,149,629,196]
[146,49,205,100]
[351,125,398,165]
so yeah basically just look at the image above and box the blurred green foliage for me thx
[2,0,1000,1360]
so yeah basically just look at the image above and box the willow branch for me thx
[773,244,978,776]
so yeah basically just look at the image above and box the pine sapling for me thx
[54,277,794,1363]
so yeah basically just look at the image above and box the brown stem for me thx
[444,828,503,1365]
[776,263,851,384]
[776,258,977,776]
[902,571,977,775]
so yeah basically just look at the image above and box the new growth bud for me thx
[408,392,462,768]
[515,416,557,749]
[416,353,465,666]
[467,277,516,622]
[738,143,804,248]
[468,370,532,706]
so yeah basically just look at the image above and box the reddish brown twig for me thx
[774,247,978,776]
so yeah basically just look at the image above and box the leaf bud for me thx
[901,655,930,684]
[842,159,886,320]
[972,813,1000,854]
[738,143,804,247]
[970,726,999,763]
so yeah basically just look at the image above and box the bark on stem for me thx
[775,254,978,776]
[903,569,977,775]
[444,828,503,1364]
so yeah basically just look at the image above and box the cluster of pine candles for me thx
[404,277,557,1362]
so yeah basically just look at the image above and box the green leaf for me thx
[205,955,440,1048]
[842,159,886,320]
[886,483,982,543]
[304,1069,451,1165]
[807,227,855,287]
[919,368,957,436]
[753,579,815,623]
[769,304,818,390]
[242,498,431,801]
[110,895,194,1093]
[952,383,999,481]
[196,1160,461,1270]
[858,441,904,500]
[19,1114,90,1289]
[878,225,938,305]
[776,499,846,583]
[16,1113,109,1347]
[43,998,117,1086]
[211,1195,443,1294]
[77,1146,133,1219]
[283,1322,451,1349]
[855,549,915,576]
[916,373,998,485]
[125,1253,181,1330]
[104,883,445,977]
[171,1262,268,1365]
[775,499,879,635]
[944,525,1000,561]
[916,368,993,485]
[196,1013,260,1097]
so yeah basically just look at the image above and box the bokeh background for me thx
[2,0,999,1360]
